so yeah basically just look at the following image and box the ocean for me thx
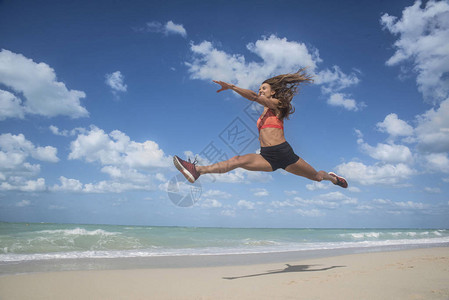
[1,222,448,267]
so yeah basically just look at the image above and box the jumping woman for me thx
[173,69,348,188]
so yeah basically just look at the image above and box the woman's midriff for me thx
[258,128,286,147]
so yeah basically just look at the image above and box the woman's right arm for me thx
[213,80,278,109]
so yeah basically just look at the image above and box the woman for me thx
[173,69,348,188]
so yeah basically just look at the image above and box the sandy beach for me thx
[1,247,448,300]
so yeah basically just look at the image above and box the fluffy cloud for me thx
[0,133,59,192]
[315,66,360,94]
[335,161,416,185]
[305,181,331,191]
[200,199,223,208]
[0,49,88,118]
[105,71,127,96]
[53,172,167,193]
[49,125,85,137]
[237,200,255,210]
[69,126,171,169]
[271,193,357,211]
[0,133,59,163]
[186,35,321,89]
[295,209,325,217]
[381,0,449,103]
[164,21,187,37]
[372,97,449,165]
[326,93,361,111]
[57,126,172,193]
[0,90,25,120]
[16,200,31,207]
[356,128,414,164]
[141,20,187,37]
[1,178,46,192]
[203,189,232,199]
[251,188,268,197]
[415,97,449,153]
[372,198,426,211]
[423,153,449,173]
[360,141,413,164]
[376,113,414,138]
[51,176,83,192]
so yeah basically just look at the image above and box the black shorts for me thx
[260,141,300,171]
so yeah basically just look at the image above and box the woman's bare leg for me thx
[196,154,273,175]
[284,158,337,184]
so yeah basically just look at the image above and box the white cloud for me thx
[49,125,68,136]
[356,128,414,164]
[49,125,85,137]
[0,133,58,192]
[424,187,441,193]
[105,71,127,94]
[237,200,255,210]
[381,0,449,103]
[52,175,158,193]
[246,35,321,73]
[16,200,31,207]
[296,208,325,217]
[51,176,83,192]
[0,89,25,120]
[348,186,362,193]
[423,153,449,173]
[0,133,59,165]
[33,146,59,163]
[327,93,361,111]
[1,178,46,192]
[376,113,414,138]
[271,193,356,211]
[221,209,236,217]
[0,49,88,118]
[186,35,321,90]
[83,181,148,193]
[306,181,331,191]
[62,126,173,193]
[415,97,449,153]
[284,190,299,195]
[200,168,272,184]
[203,189,232,199]
[335,161,416,185]
[360,141,413,164]
[315,66,360,94]
[251,188,268,197]
[372,198,426,211]
[141,20,187,37]
[294,197,340,209]
[69,126,171,169]
[164,21,187,37]
[200,199,223,208]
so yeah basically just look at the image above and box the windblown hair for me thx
[263,68,313,119]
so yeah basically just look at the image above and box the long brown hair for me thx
[263,68,313,119]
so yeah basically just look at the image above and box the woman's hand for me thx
[213,80,234,93]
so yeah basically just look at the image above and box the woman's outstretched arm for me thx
[213,80,278,109]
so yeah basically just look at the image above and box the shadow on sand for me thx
[223,264,346,280]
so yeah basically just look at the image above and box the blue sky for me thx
[0,0,448,228]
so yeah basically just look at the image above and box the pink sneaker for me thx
[173,156,200,183]
[328,172,348,188]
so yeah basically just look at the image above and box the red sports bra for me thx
[257,109,284,132]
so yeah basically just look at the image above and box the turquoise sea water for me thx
[1,222,448,264]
